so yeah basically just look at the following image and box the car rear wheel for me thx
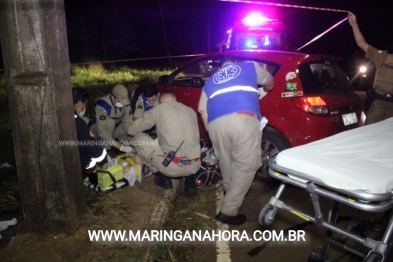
[255,127,291,184]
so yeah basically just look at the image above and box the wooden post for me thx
[0,0,86,233]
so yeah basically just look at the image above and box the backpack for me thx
[84,155,143,192]
[85,162,129,192]
[115,155,143,185]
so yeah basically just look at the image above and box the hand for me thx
[89,130,95,138]
[347,11,357,27]
[120,145,134,153]
[123,104,132,116]
[260,116,268,131]
[258,87,268,100]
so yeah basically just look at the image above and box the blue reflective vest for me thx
[204,62,261,123]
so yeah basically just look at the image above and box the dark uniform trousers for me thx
[366,99,393,125]
[365,46,393,125]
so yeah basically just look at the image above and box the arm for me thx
[133,95,145,121]
[121,104,134,134]
[76,116,104,155]
[348,11,368,52]
[198,90,209,131]
[95,105,121,149]
[254,62,275,99]
[200,110,208,131]
[261,74,274,91]
[127,106,156,136]
[254,62,275,91]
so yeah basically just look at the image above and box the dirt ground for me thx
[0,175,174,262]
[0,140,219,262]
[1,165,392,262]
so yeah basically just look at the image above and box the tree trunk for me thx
[0,0,86,234]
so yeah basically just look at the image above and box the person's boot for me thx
[184,174,197,197]
[154,172,173,189]
[215,212,247,225]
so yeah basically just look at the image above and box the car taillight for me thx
[292,96,329,115]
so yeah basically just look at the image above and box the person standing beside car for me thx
[90,84,134,153]
[198,59,274,225]
[348,11,393,124]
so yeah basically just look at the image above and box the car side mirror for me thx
[158,75,170,85]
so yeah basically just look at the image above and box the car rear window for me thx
[171,56,280,87]
[233,58,280,76]
[173,56,223,82]
[297,61,354,95]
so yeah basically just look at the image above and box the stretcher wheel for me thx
[364,251,383,262]
[307,248,324,262]
[259,205,274,226]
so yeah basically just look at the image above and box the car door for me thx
[167,56,224,106]
[165,55,226,144]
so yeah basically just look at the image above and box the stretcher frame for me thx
[259,159,393,262]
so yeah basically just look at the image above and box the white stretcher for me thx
[259,118,393,262]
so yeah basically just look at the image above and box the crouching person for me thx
[90,84,134,153]
[127,90,201,197]
[73,88,107,178]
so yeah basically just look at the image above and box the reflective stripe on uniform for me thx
[209,85,258,99]
[164,152,199,165]
[86,149,107,169]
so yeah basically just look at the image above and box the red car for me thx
[132,50,363,182]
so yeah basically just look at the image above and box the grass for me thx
[0,65,220,260]
[71,64,171,91]
[165,191,216,231]
[0,65,171,214]
[144,188,218,262]
[79,184,220,262]
[71,64,171,115]
[0,166,20,216]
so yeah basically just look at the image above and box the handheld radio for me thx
[162,140,184,167]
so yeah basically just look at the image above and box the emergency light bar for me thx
[247,27,273,31]
[241,12,272,27]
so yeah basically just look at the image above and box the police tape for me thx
[216,0,348,13]
[0,53,205,71]
[72,53,206,66]
[296,17,348,51]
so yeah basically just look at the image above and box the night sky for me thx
[1,0,393,72]
[62,0,393,70]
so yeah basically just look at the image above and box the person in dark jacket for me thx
[72,88,107,178]
[348,12,393,124]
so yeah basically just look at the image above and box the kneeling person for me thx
[133,84,159,120]
[90,84,134,153]
[73,88,107,178]
[127,90,201,197]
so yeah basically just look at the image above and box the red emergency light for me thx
[225,11,290,51]
[241,12,273,27]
